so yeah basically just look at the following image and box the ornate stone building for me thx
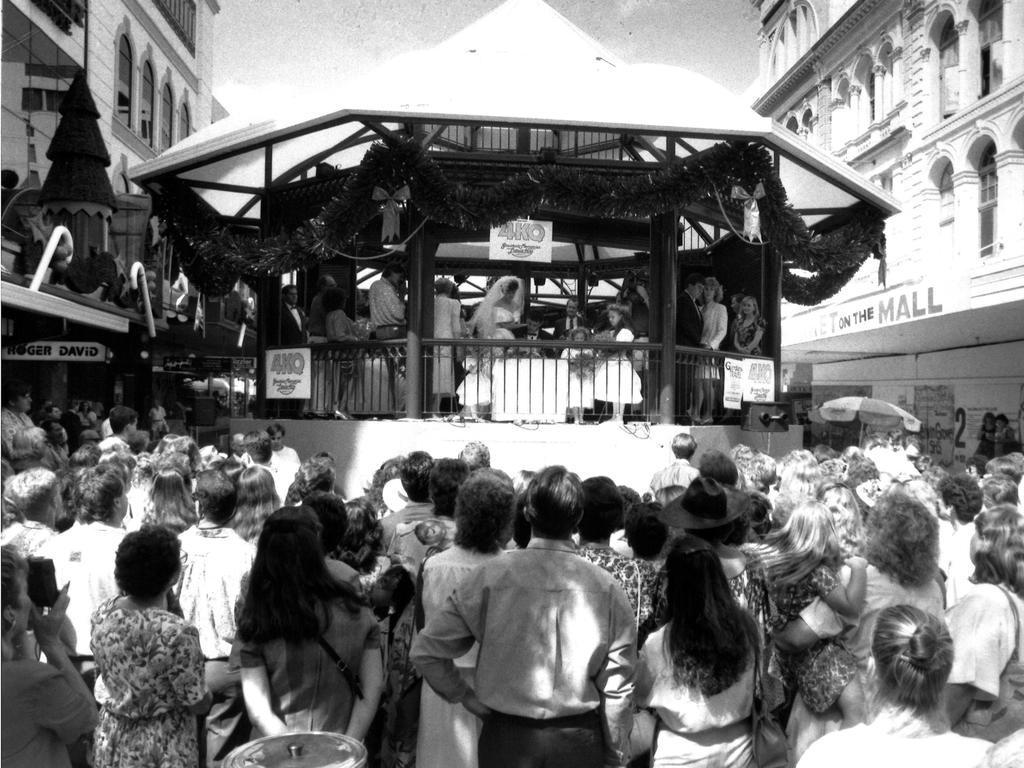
[751,0,1023,464]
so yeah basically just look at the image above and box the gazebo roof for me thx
[131,0,896,236]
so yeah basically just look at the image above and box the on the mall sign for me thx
[786,283,961,344]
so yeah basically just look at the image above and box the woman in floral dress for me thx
[91,525,209,768]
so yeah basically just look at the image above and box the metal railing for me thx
[300,339,767,422]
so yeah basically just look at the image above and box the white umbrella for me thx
[812,396,922,432]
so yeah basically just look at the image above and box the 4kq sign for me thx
[489,219,553,263]
[266,348,311,399]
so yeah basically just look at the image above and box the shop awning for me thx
[1,280,131,333]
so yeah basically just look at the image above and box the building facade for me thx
[2,0,219,192]
[1,0,250,430]
[752,0,1024,466]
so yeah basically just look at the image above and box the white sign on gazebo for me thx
[489,219,553,262]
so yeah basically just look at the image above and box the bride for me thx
[469,276,524,339]
[458,276,523,418]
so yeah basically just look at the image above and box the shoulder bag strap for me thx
[634,560,643,633]
[997,585,1022,663]
[318,636,364,700]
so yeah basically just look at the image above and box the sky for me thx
[212,0,763,120]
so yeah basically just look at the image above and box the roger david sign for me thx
[266,348,310,399]
[3,342,106,362]
[489,219,553,262]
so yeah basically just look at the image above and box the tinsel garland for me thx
[156,136,885,305]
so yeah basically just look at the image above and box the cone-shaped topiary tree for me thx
[39,68,116,214]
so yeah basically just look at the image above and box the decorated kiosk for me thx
[129,0,898,491]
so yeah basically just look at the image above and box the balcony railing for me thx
[276,339,768,423]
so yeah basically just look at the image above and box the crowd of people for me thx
[2,380,1023,768]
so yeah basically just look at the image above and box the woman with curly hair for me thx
[636,535,758,766]
[945,504,1024,741]
[338,497,390,593]
[284,454,337,506]
[231,465,280,545]
[593,303,643,421]
[845,488,944,674]
[417,469,515,768]
[90,526,210,768]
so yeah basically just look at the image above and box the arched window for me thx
[979,0,1003,97]
[938,163,955,260]
[116,36,133,128]
[801,109,814,140]
[865,69,876,124]
[939,18,960,118]
[785,116,799,133]
[978,144,998,257]
[179,102,191,140]
[160,84,173,149]
[140,62,154,146]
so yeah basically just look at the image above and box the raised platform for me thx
[230,418,804,499]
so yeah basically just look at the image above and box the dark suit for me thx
[675,291,703,420]
[524,329,558,358]
[676,292,703,347]
[554,315,585,339]
[279,302,308,345]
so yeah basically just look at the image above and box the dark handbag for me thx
[318,637,364,700]
[752,637,789,768]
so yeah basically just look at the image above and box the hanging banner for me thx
[723,358,745,409]
[489,219,553,262]
[742,359,775,403]
[2,341,106,362]
[266,348,311,399]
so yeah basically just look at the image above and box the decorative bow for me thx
[731,183,765,242]
[373,185,411,242]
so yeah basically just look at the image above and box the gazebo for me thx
[131,0,898,433]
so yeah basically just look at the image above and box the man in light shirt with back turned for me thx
[411,465,636,768]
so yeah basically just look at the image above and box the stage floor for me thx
[230,418,803,499]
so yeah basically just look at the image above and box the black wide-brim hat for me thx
[659,476,739,530]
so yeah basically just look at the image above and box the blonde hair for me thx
[759,499,842,586]
[871,605,953,714]
[703,277,724,303]
[144,467,197,535]
[233,465,280,545]
[778,449,823,499]
[817,480,865,558]
[971,504,1024,597]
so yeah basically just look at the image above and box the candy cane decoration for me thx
[129,262,157,338]
[28,225,73,291]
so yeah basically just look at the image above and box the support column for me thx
[768,152,783,397]
[255,145,273,418]
[951,169,979,267]
[872,65,886,122]
[849,85,863,137]
[405,211,435,419]
[891,47,904,106]
[996,149,1024,260]
[956,19,971,114]
[650,212,677,424]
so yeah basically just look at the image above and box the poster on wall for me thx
[915,385,955,468]
[723,359,744,409]
[742,359,775,403]
[266,348,310,399]
[489,219,553,262]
